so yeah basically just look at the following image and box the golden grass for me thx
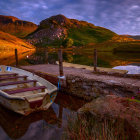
[0,31,35,50]
[63,113,140,140]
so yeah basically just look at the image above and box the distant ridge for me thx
[129,35,140,40]
[0,15,38,38]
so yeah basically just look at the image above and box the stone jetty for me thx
[21,63,140,100]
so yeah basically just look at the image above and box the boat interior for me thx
[0,66,49,102]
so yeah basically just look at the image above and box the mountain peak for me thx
[40,14,70,27]
[28,15,116,46]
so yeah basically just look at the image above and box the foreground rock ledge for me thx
[78,95,140,133]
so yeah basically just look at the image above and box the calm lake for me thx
[0,92,87,140]
[0,48,140,67]
[0,48,140,140]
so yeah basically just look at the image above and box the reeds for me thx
[63,112,140,140]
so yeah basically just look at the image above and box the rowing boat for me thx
[0,65,57,115]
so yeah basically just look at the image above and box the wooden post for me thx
[15,49,18,66]
[58,49,64,77]
[58,105,63,128]
[94,49,97,72]
[45,50,48,64]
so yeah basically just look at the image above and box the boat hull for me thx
[0,65,58,115]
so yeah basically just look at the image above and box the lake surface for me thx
[0,92,88,140]
[0,48,140,67]
[0,48,140,140]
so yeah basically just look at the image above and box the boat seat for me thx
[0,80,37,87]
[5,86,46,94]
[0,73,18,77]
[0,75,28,81]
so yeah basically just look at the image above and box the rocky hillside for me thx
[0,15,37,38]
[0,31,35,50]
[27,14,118,47]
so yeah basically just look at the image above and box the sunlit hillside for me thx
[0,31,35,50]
[0,15,37,38]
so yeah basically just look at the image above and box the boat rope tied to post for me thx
[58,78,61,90]
[57,76,65,91]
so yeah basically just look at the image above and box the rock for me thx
[78,95,140,132]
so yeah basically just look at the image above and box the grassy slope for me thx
[68,26,116,46]
[81,41,140,53]
[0,31,35,50]
[0,15,38,38]
[27,15,139,53]
[0,23,37,38]
[27,15,116,47]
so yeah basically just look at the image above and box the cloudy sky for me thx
[0,0,140,35]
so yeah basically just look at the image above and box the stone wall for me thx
[65,74,139,100]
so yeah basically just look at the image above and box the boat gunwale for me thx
[0,65,57,101]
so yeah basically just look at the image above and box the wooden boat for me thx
[0,65,57,115]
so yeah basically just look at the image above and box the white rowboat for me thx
[0,65,57,115]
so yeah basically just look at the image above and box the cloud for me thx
[0,0,139,35]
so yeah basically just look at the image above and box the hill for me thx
[129,35,140,40]
[27,14,120,47]
[0,15,37,38]
[0,31,35,50]
[122,35,140,40]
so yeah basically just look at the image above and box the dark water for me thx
[0,48,140,139]
[0,48,140,67]
[0,92,87,140]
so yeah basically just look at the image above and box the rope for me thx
[50,94,56,103]
[58,78,61,90]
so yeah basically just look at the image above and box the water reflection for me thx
[26,49,140,67]
[0,50,35,66]
[0,92,88,140]
[0,105,58,139]
[0,48,139,67]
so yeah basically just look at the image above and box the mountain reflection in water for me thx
[0,50,35,66]
[0,92,88,140]
[0,49,140,67]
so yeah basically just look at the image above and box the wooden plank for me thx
[0,75,27,81]
[0,80,37,87]
[93,49,97,72]
[15,49,18,66]
[58,49,64,76]
[6,86,46,94]
[0,73,18,77]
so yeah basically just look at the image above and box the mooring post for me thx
[94,48,97,72]
[58,47,66,91]
[58,48,64,77]
[15,48,18,67]
[58,105,63,128]
[45,50,48,64]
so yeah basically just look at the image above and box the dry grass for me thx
[0,31,35,50]
[63,112,140,140]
